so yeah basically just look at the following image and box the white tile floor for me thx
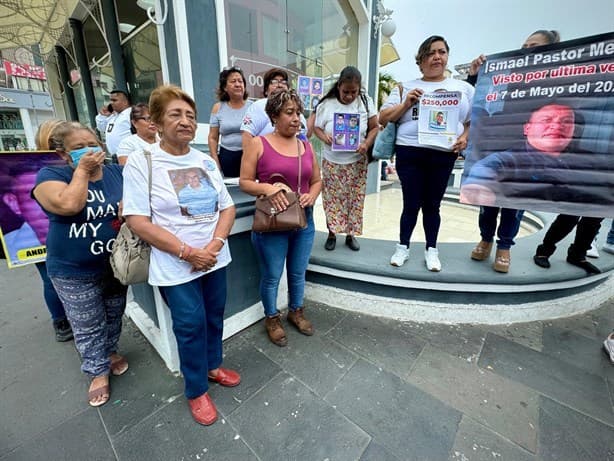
[313,183,536,243]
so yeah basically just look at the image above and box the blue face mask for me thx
[69,146,102,165]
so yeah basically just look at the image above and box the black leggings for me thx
[395,145,456,248]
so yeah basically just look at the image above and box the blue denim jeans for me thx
[478,206,525,250]
[158,267,227,399]
[35,261,67,321]
[395,145,456,248]
[50,271,127,377]
[251,207,315,317]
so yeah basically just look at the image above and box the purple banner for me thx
[0,151,65,268]
[460,32,614,218]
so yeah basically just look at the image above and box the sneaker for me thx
[53,318,73,342]
[587,239,599,258]
[603,243,614,255]
[604,333,614,365]
[425,247,441,272]
[390,244,409,267]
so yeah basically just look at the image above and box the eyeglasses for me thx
[270,79,288,86]
[135,116,152,122]
[222,66,242,72]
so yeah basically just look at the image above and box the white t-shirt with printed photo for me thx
[315,94,376,164]
[381,78,474,150]
[122,143,234,286]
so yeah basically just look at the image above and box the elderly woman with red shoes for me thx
[123,85,240,426]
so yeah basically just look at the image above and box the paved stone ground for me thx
[2,263,614,460]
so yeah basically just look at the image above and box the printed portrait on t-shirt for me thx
[168,167,219,221]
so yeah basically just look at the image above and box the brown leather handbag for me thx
[252,190,307,232]
[252,140,308,233]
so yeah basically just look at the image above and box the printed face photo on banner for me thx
[169,167,219,220]
[332,112,361,151]
[460,32,614,218]
[0,152,65,267]
[297,75,324,110]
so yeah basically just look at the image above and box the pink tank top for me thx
[257,137,314,193]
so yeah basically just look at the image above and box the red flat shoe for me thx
[208,367,241,387]
[188,392,217,426]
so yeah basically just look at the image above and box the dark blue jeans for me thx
[35,261,67,321]
[159,267,227,399]
[607,220,614,245]
[395,145,456,248]
[251,207,315,317]
[219,146,243,178]
[478,207,524,250]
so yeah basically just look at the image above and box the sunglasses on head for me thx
[223,66,242,73]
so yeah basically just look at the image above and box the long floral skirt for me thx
[322,157,368,236]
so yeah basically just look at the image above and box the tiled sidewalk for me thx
[2,263,613,460]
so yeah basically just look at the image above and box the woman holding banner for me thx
[466,30,561,273]
[380,35,473,271]
[313,66,378,252]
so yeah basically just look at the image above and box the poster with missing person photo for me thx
[331,112,360,151]
[298,75,324,111]
[0,151,65,268]
[460,32,614,218]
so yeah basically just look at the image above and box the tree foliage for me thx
[377,71,397,109]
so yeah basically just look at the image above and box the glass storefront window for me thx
[223,0,358,99]
[0,110,26,150]
[71,80,92,128]
[91,63,115,110]
[122,23,163,104]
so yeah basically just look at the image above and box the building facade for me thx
[0,49,55,150]
[37,0,385,144]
